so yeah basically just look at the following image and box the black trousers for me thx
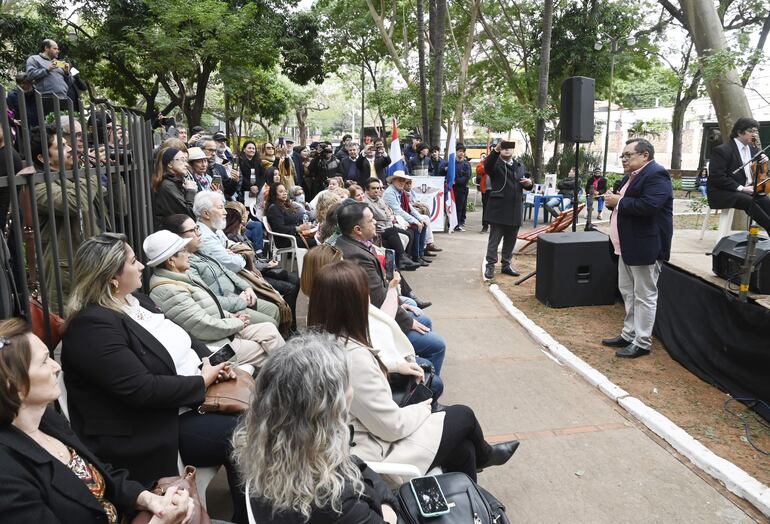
[430,405,492,481]
[715,190,770,232]
[485,223,520,267]
[381,226,412,257]
[429,405,492,482]
[481,191,490,227]
[454,185,469,225]
[179,411,246,523]
[264,271,300,332]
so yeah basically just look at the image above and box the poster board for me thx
[411,176,445,232]
[543,174,558,195]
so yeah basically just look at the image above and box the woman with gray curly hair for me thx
[232,332,399,523]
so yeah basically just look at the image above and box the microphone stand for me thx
[731,142,770,301]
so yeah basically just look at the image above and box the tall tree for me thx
[428,0,447,146]
[534,0,554,182]
[416,0,429,137]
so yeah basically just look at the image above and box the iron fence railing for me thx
[0,85,156,347]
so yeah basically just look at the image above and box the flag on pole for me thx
[445,128,459,232]
[386,119,407,178]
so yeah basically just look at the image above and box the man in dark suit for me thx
[335,202,446,373]
[483,140,532,279]
[356,144,390,185]
[603,138,673,358]
[706,117,770,232]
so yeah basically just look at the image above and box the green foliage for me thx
[547,145,603,178]
[628,118,669,139]
[689,196,708,213]
[614,65,680,108]
[279,12,326,85]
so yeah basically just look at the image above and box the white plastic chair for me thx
[700,207,735,241]
[261,216,307,274]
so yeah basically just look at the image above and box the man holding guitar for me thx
[707,117,770,232]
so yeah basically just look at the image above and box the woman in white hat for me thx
[186,146,212,192]
[143,230,285,368]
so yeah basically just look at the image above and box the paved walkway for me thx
[406,210,755,523]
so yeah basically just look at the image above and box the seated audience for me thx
[233,332,399,523]
[29,124,101,313]
[403,178,440,255]
[301,245,443,400]
[152,146,196,230]
[308,175,343,209]
[334,202,445,373]
[364,177,419,270]
[266,182,318,249]
[162,215,282,328]
[0,319,193,523]
[195,190,250,273]
[225,200,264,255]
[348,183,366,202]
[61,233,246,521]
[289,185,316,221]
[383,173,430,264]
[308,261,519,480]
[144,230,284,367]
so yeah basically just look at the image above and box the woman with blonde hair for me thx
[62,233,247,522]
[151,147,197,229]
[232,332,400,523]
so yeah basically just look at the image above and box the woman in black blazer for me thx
[61,233,246,522]
[0,319,191,524]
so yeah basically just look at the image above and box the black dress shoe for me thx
[419,257,433,264]
[601,335,631,348]
[481,225,489,233]
[413,257,429,267]
[478,440,520,471]
[422,251,437,257]
[615,344,650,358]
[484,265,495,279]
[501,266,520,276]
[411,297,432,309]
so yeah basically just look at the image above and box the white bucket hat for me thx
[187,147,207,161]
[142,230,192,267]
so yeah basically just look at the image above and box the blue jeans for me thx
[246,220,264,253]
[404,309,446,375]
[410,224,427,258]
[698,185,707,197]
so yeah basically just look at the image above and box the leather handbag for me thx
[198,367,254,414]
[397,472,509,524]
[130,466,212,524]
[29,293,66,348]
[389,363,435,408]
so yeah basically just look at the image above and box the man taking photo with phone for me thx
[483,141,532,279]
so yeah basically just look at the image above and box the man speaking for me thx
[602,138,673,358]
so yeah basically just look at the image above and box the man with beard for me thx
[194,190,246,273]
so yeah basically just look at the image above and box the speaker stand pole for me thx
[514,270,537,286]
[572,141,579,231]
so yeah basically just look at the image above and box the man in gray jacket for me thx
[25,39,71,114]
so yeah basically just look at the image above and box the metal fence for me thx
[0,85,156,347]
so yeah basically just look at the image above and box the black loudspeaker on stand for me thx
[535,231,617,308]
[560,77,595,143]
[712,232,770,294]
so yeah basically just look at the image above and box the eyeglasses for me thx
[265,146,275,150]
[204,148,216,152]
[182,225,200,234]
[619,152,639,160]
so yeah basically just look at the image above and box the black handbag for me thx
[389,363,435,408]
[397,473,510,524]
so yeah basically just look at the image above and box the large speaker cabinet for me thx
[712,232,770,294]
[560,76,595,143]
[535,231,617,308]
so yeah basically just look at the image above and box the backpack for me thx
[397,473,510,524]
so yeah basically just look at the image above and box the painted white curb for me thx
[485,274,770,517]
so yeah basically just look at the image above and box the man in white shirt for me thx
[193,190,246,273]
[707,117,770,232]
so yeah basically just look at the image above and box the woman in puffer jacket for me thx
[143,230,284,368]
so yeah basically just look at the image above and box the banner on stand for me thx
[411,176,445,232]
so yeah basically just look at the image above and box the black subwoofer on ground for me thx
[712,232,770,293]
[560,76,595,143]
[536,231,617,308]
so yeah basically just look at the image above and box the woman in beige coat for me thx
[307,260,519,481]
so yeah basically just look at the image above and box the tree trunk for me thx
[416,0,430,138]
[534,0,554,184]
[296,107,308,146]
[429,0,446,147]
[670,70,701,170]
[680,0,752,141]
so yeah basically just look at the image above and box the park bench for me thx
[680,175,698,198]
[516,203,585,253]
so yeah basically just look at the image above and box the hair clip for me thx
[0,336,11,350]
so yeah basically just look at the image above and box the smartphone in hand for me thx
[199,344,236,369]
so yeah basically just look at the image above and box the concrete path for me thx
[408,210,755,523]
